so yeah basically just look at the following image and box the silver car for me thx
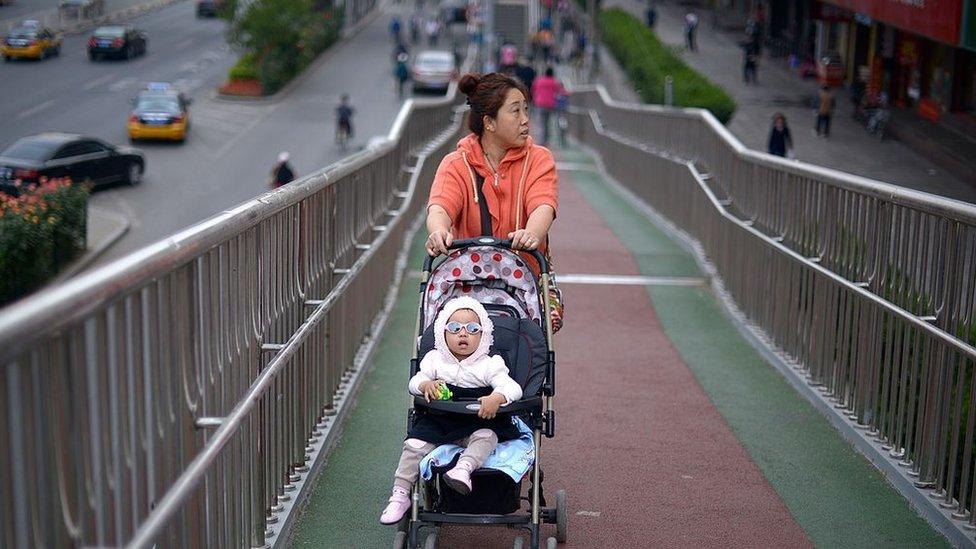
[411,50,457,93]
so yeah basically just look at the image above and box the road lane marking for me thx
[108,76,138,92]
[17,99,56,119]
[557,273,705,286]
[83,74,116,91]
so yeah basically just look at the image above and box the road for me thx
[2,0,464,267]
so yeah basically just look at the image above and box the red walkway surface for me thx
[438,172,812,547]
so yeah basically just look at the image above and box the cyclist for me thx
[336,94,355,148]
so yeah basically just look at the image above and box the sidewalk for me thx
[287,143,947,547]
[582,0,976,205]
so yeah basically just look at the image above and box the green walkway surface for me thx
[288,145,948,548]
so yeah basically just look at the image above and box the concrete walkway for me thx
[580,0,976,205]
[287,143,948,547]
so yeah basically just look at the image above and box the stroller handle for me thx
[422,237,549,274]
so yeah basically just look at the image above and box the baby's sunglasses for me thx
[445,321,482,335]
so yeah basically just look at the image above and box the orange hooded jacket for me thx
[428,133,558,274]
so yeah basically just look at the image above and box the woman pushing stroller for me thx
[381,297,523,524]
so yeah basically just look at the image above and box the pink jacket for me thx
[531,76,565,110]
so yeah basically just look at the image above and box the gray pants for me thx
[393,429,498,490]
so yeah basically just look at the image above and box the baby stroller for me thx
[395,237,567,549]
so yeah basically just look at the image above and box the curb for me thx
[53,206,130,283]
[213,0,391,104]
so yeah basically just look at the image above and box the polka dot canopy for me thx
[424,246,543,330]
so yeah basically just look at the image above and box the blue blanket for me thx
[419,416,534,483]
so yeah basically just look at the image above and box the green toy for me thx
[435,383,453,401]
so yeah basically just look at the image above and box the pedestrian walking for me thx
[426,18,441,46]
[741,39,758,84]
[767,113,793,158]
[394,53,410,99]
[531,67,566,147]
[684,12,699,52]
[816,85,836,138]
[513,56,537,97]
[410,11,422,44]
[389,16,402,43]
[270,151,295,189]
[645,3,656,28]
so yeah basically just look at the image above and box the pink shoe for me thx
[443,465,473,495]
[380,487,411,525]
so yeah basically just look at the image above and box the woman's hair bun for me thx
[458,73,481,96]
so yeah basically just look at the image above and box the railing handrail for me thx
[573,84,976,224]
[567,86,976,547]
[125,91,466,549]
[576,106,976,362]
[0,84,461,363]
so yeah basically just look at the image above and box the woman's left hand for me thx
[507,229,542,251]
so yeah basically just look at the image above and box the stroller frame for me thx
[398,237,564,549]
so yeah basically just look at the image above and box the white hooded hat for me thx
[433,296,494,365]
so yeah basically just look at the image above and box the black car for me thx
[88,26,146,60]
[196,0,224,17]
[0,133,145,195]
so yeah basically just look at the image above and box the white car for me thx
[411,50,457,93]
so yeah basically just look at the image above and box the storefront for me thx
[820,0,965,117]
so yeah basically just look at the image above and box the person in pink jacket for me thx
[530,67,566,146]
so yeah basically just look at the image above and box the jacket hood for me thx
[434,296,494,366]
[456,133,532,177]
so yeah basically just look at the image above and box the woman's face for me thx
[485,88,530,148]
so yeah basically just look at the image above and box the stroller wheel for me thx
[424,531,438,549]
[555,489,567,542]
[513,537,524,549]
[393,531,407,549]
[547,537,558,549]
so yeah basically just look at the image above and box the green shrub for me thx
[600,8,737,123]
[0,178,89,305]
[227,0,343,95]
[228,53,259,81]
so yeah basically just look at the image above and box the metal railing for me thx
[567,85,976,543]
[0,83,467,548]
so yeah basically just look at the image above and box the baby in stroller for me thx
[380,296,524,525]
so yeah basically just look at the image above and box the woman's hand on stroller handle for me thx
[425,230,453,256]
[507,229,542,251]
[477,393,507,419]
[421,236,550,274]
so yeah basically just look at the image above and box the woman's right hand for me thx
[425,230,453,256]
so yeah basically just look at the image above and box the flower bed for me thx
[0,178,89,305]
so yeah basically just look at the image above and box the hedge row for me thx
[0,179,89,305]
[599,8,737,123]
[226,0,344,94]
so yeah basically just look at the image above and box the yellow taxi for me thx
[127,83,192,142]
[2,22,62,61]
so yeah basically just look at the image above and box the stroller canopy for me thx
[423,247,543,331]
